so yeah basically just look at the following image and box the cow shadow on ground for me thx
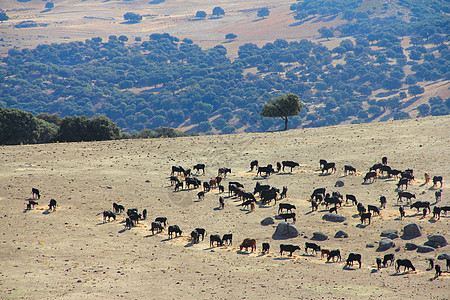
[304,211,314,215]
[318,173,332,177]
[276,172,293,176]
[389,272,412,276]
[356,224,369,229]
[236,251,252,255]
[300,253,316,257]
[118,228,128,234]
[370,269,379,273]
[274,257,294,260]
[324,260,340,264]
[342,266,358,271]
[184,241,196,248]
[42,209,53,215]
[213,207,222,211]
[361,182,374,185]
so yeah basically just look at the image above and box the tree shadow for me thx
[149,0,165,4]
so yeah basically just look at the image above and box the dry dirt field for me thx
[0,115,449,299]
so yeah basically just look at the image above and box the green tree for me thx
[408,85,425,96]
[124,12,142,23]
[225,33,237,40]
[318,27,334,40]
[212,7,225,16]
[260,94,302,131]
[0,108,40,145]
[195,11,207,18]
[257,7,270,19]
[0,12,9,22]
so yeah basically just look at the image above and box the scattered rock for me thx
[437,253,450,260]
[405,243,418,251]
[417,245,435,253]
[424,241,441,249]
[395,247,400,252]
[334,230,348,238]
[260,217,274,226]
[402,223,421,239]
[377,238,394,251]
[427,234,447,247]
[273,222,299,238]
[366,243,375,248]
[380,229,398,239]
[334,180,344,187]
[311,232,328,241]
[322,213,346,223]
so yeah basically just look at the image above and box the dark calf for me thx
[155,217,167,227]
[346,253,361,268]
[262,243,270,254]
[383,254,395,267]
[282,161,299,172]
[278,203,296,214]
[344,165,356,175]
[396,259,415,273]
[31,188,40,199]
[327,250,341,262]
[367,205,379,216]
[250,160,258,171]
[210,234,223,247]
[380,196,386,209]
[432,176,443,188]
[194,228,207,241]
[49,199,57,211]
[168,225,182,238]
[346,194,357,205]
[222,234,233,245]
[305,242,321,255]
[360,212,371,225]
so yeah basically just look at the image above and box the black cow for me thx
[323,194,342,208]
[364,171,377,183]
[357,203,366,215]
[155,217,167,227]
[433,176,443,188]
[280,244,301,256]
[170,176,180,186]
[311,188,326,200]
[242,192,256,203]
[48,199,57,211]
[282,161,299,172]
[368,205,380,216]
[125,218,133,229]
[319,159,327,169]
[280,186,288,199]
[219,196,225,209]
[311,199,319,212]
[113,202,125,213]
[168,225,182,238]
[31,188,40,199]
[174,182,183,191]
[383,254,395,267]
[399,206,405,219]
[321,162,336,174]
[194,164,205,174]
[257,165,274,177]
[218,185,224,194]
[388,169,402,178]
[183,168,191,177]
[370,163,383,172]
[410,201,430,213]
[396,259,415,273]
[435,190,442,202]
[397,178,409,190]
[278,213,296,223]
[397,192,415,203]
[435,265,442,277]
[197,190,206,200]
[344,165,356,175]
[276,162,282,173]
[203,182,211,192]
[103,210,116,222]
[250,160,259,171]
[332,191,343,200]
[222,234,233,245]
[218,167,231,177]
[171,166,185,176]
[432,206,441,220]
[142,209,147,220]
[254,182,270,196]
[28,200,38,208]
[191,230,200,243]
[380,196,387,209]
[379,165,391,176]
[242,200,255,211]
[305,242,321,255]
[185,177,201,189]
[327,250,341,262]
[377,258,382,270]
[360,212,372,225]
[346,253,361,268]
[128,212,140,225]
[194,228,207,241]
[229,182,244,195]
[260,189,278,205]
[329,207,338,213]
[151,221,163,234]
[346,194,357,205]
[262,242,270,254]
[401,171,414,182]
[210,234,223,247]
[278,203,296,214]
[441,206,450,215]
[382,156,387,165]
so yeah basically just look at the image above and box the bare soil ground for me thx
[0,115,449,299]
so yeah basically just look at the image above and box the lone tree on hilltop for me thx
[225,33,237,40]
[260,94,303,131]
[124,12,142,23]
[212,7,225,17]
[318,27,334,40]
[195,11,207,18]
[257,7,270,19]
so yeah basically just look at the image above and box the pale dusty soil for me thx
[0,116,449,299]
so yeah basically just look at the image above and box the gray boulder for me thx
[437,253,450,260]
[261,217,275,226]
[322,213,346,223]
[311,232,328,241]
[334,230,348,238]
[405,243,418,251]
[427,234,448,247]
[377,238,395,251]
[402,223,422,239]
[424,241,441,249]
[335,180,344,187]
[417,245,435,253]
[273,222,299,238]
[381,230,399,239]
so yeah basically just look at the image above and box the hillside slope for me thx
[0,115,449,299]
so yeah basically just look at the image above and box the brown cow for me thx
[240,238,256,252]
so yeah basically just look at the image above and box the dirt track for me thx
[0,115,449,299]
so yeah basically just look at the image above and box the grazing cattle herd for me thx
[23,155,448,279]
